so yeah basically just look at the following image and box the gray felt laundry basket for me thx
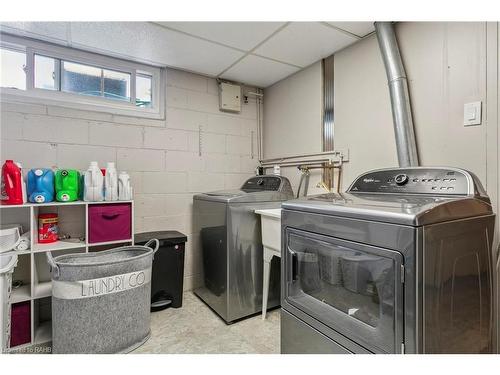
[47,239,159,354]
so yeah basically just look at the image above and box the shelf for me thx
[88,239,133,247]
[11,284,31,303]
[3,197,134,349]
[33,240,86,253]
[1,249,31,255]
[34,281,51,299]
[15,250,32,255]
[0,200,133,209]
[34,321,52,345]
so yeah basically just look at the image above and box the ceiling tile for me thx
[70,22,244,76]
[254,22,358,68]
[156,22,286,51]
[220,55,300,88]
[326,22,375,38]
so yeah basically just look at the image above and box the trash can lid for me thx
[135,230,187,245]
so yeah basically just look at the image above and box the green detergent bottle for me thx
[55,169,80,202]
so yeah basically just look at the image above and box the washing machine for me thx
[193,175,293,323]
[281,167,495,354]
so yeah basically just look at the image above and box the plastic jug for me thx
[27,168,55,203]
[55,169,80,202]
[104,162,118,201]
[118,171,132,200]
[84,162,104,202]
[1,160,25,205]
[15,162,28,204]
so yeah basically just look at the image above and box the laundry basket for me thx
[0,252,18,352]
[0,225,22,253]
[47,239,159,354]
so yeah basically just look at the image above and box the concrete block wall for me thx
[0,67,260,291]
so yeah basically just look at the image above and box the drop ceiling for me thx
[0,21,375,88]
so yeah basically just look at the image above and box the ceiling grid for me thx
[1,21,375,87]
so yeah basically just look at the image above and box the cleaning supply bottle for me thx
[27,168,55,203]
[55,169,80,202]
[15,162,28,204]
[1,160,24,205]
[118,171,132,200]
[83,161,104,202]
[104,162,118,201]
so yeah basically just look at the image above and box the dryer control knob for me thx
[394,174,409,185]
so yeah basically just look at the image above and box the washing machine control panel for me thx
[348,168,471,195]
[241,176,283,192]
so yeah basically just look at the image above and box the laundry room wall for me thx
[0,68,260,291]
[264,22,492,194]
[335,22,490,190]
[263,61,325,196]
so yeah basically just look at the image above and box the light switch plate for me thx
[463,101,482,126]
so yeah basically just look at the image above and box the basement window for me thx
[0,34,164,119]
[0,47,26,90]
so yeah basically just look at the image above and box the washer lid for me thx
[194,189,292,203]
[283,192,492,226]
[194,175,294,203]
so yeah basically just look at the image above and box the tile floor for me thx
[133,292,281,354]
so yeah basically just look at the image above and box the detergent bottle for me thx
[27,168,55,203]
[104,162,118,201]
[15,162,27,204]
[118,171,132,200]
[55,169,80,202]
[1,160,24,205]
[83,162,104,202]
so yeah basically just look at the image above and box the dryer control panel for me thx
[347,168,473,196]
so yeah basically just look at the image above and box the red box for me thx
[88,203,131,244]
[10,301,31,347]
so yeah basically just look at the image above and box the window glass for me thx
[34,55,58,90]
[103,69,130,102]
[136,74,152,107]
[287,233,396,328]
[61,61,101,97]
[1,38,161,116]
[0,48,26,90]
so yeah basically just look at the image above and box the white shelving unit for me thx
[1,199,134,351]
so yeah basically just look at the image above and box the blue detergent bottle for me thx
[27,168,55,203]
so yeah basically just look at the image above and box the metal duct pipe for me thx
[375,22,419,167]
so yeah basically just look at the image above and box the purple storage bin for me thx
[10,301,30,347]
[88,203,131,244]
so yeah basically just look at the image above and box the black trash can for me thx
[135,231,187,311]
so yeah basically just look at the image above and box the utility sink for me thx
[255,208,281,253]
[255,208,282,319]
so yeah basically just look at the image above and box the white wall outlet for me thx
[463,101,482,126]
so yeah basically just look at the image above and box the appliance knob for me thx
[394,174,409,185]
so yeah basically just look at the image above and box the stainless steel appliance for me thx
[194,175,293,323]
[281,167,495,354]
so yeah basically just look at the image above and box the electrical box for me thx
[218,82,241,113]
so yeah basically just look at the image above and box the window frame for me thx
[0,34,165,119]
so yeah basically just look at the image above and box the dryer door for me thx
[285,228,404,353]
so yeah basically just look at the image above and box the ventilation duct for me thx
[375,22,419,167]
